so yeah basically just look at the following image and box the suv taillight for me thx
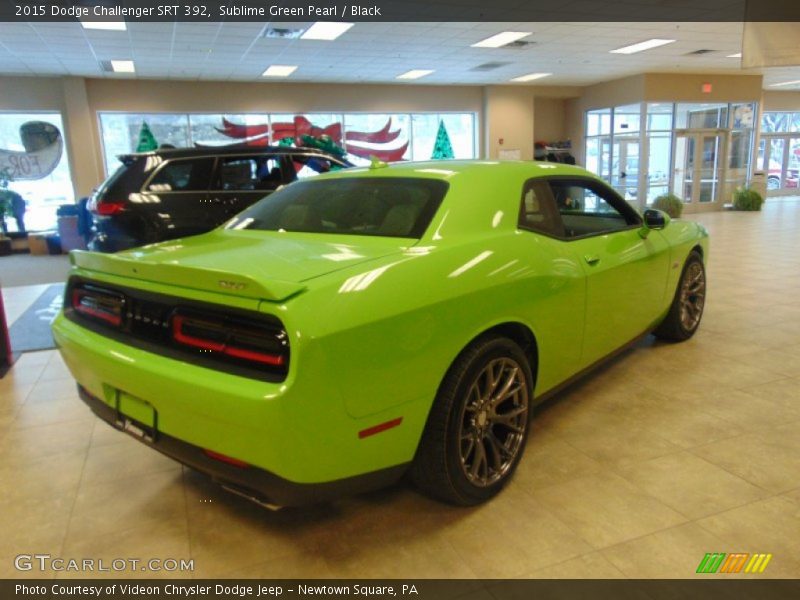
[171,312,287,368]
[71,285,125,327]
[93,201,127,216]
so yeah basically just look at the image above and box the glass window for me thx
[215,157,279,191]
[518,180,563,237]
[646,133,671,202]
[292,155,342,179]
[646,103,673,131]
[344,114,411,166]
[189,114,267,146]
[99,113,191,175]
[586,109,612,136]
[225,177,448,238]
[549,180,635,238]
[0,112,73,232]
[614,104,641,134]
[148,158,213,192]
[761,112,789,134]
[675,103,728,129]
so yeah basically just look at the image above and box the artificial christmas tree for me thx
[431,120,454,159]
[136,122,159,152]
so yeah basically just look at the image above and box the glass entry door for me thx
[673,131,727,211]
[611,138,640,201]
[759,135,800,195]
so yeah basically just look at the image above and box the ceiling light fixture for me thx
[301,22,354,40]
[769,79,800,87]
[396,69,434,80]
[110,60,135,73]
[511,72,552,82]
[262,65,298,77]
[81,20,127,31]
[610,38,676,54]
[727,52,742,58]
[472,31,532,48]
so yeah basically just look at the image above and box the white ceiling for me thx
[0,20,798,89]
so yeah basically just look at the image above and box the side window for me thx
[217,156,283,191]
[146,158,213,192]
[549,180,637,238]
[518,180,564,237]
[293,156,339,179]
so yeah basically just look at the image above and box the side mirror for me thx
[639,209,669,238]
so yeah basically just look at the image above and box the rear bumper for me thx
[77,384,407,507]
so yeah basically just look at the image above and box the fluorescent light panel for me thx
[262,65,297,77]
[81,20,126,31]
[301,22,354,40]
[472,31,531,48]
[727,52,742,58]
[511,72,552,82]
[610,38,675,54]
[770,79,800,87]
[396,69,434,80]
[110,60,135,73]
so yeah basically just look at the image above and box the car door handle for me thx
[584,254,601,266]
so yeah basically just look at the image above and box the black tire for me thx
[410,335,533,505]
[653,251,706,342]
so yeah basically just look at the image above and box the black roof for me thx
[119,144,353,164]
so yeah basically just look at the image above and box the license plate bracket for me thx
[114,391,157,443]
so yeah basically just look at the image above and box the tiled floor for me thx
[1,200,799,580]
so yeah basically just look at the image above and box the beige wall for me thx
[482,86,536,160]
[762,91,800,112]
[533,97,567,143]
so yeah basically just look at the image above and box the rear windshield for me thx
[223,177,448,239]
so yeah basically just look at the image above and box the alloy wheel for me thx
[679,261,706,332]
[457,358,528,487]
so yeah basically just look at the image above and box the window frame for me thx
[516,178,566,239]
[518,175,642,242]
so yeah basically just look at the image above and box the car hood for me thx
[70,230,411,302]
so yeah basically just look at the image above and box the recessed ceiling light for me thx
[727,52,742,58]
[472,31,532,48]
[110,60,135,73]
[396,69,434,80]
[610,39,676,54]
[301,22,354,40]
[81,20,127,31]
[769,79,800,87]
[511,72,552,82]
[262,65,298,77]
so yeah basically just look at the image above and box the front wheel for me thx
[410,336,533,505]
[653,251,706,341]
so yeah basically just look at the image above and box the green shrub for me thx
[732,185,764,211]
[651,193,684,218]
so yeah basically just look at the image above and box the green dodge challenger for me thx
[52,160,708,507]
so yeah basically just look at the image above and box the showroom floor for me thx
[1,200,800,580]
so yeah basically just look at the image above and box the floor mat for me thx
[9,283,65,353]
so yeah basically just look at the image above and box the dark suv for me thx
[89,146,352,252]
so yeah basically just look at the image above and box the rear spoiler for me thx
[69,250,305,302]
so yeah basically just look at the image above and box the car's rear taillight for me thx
[71,285,125,327]
[172,312,287,369]
[92,201,127,216]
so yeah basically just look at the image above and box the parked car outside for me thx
[54,160,708,507]
[88,145,353,252]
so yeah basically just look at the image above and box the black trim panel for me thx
[64,276,289,383]
[78,385,409,507]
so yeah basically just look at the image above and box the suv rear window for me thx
[224,177,448,239]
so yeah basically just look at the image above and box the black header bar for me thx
[0,0,799,22]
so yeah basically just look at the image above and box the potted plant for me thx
[651,193,684,218]
[732,185,764,211]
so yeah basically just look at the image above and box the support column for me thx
[61,77,102,200]
[482,86,535,160]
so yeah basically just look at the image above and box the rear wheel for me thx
[654,251,706,341]
[411,336,532,505]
